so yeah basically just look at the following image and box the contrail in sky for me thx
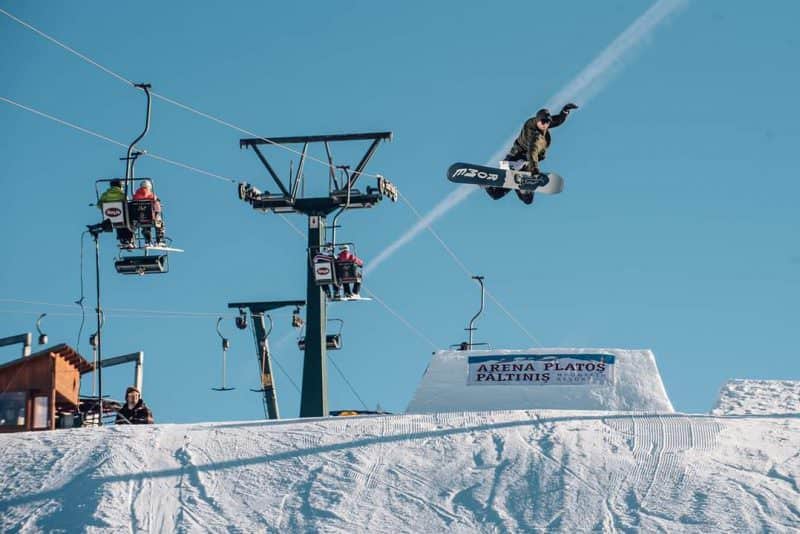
[367,0,689,275]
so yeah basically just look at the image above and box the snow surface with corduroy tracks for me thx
[1,350,798,532]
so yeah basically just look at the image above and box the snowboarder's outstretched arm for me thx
[549,103,579,128]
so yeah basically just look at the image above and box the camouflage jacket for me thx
[506,110,570,162]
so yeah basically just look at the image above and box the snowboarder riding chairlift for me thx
[487,103,579,204]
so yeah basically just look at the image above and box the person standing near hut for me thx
[115,386,154,425]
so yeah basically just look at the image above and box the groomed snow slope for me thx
[1,410,798,532]
[713,379,800,415]
[407,348,674,414]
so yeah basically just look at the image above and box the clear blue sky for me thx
[1,1,798,422]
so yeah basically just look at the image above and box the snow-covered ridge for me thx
[1,410,798,532]
[713,379,800,415]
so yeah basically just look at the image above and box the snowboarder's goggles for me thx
[538,117,552,124]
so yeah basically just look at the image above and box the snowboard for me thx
[447,162,564,195]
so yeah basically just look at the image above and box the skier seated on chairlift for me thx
[335,244,364,298]
[487,103,578,205]
[99,179,135,249]
[132,179,166,246]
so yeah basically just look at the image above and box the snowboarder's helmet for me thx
[110,179,122,187]
[139,179,152,190]
[339,245,350,252]
[535,109,552,123]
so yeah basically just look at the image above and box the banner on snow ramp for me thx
[467,353,616,386]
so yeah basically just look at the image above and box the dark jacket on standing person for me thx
[115,399,154,425]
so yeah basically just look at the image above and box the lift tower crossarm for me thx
[227,301,305,313]
[240,131,392,146]
[240,131,392,200]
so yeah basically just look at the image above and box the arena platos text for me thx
[474,361,607,383]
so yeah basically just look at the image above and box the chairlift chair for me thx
[92,83,183,275]
[297,318,344,351]
[212,317,235,391]
[308,241,368,301]
[95,177,182,275]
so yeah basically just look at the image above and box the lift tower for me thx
[237,132,397,417]
[228,300,304,419]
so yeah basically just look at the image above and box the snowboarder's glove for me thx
[561,103,578,114]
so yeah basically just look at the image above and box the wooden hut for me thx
[0,344,92,432]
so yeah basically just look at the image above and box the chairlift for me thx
[298,318,344,351]
[91,84,183,275]
[308,241,370,301]
[95,177,182,275]
[212,317,235,391]
[235,308,248,330]
[36,313,48,345]
[291,306,304,329]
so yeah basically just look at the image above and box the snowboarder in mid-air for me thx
[487,103,578,204]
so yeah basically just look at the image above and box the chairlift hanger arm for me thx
[466,276,485,349]
[126,84,152,185]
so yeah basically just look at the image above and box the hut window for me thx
[33,396,49,429]
[0,392,26,427]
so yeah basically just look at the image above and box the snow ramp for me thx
[407,348,673,413]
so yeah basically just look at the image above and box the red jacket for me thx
[133,187,161,212]
[337,250,363,266]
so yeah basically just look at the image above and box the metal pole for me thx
[300,215,328,417]
[90,333,97,395]
[93,232,103,426]
[468,276,485,349]
[134,352,143,393]
[252,314,280,419]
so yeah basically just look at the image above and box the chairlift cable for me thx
[75,231,89,347]
[2,9,487,354]
[0,8,384,179]
[0,96,237,184]
[1,98,494,350]
[0,7,135,87]
[361,287,438,350]
[0,298,252,317]
[396,191,544,347]
[1,96,128,149]
[329,354,369,411]
[270,330,302,393]
[0,309,81,317]
[247,319,301,395]
[278,215,305,239]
